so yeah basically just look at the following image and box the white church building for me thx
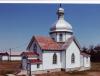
[21,5,91,73]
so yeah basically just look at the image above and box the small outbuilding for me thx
[9,51,22,61]
[21,51,42,72]
[0,52,9,61]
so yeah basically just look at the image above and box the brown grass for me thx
[0,61,21,75]
[90,62,100,71]
[0,62,100,76]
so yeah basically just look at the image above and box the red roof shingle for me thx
[29,59,42,64]
[21,51,39,57]
[35,36,62,51]
[27,36,81,51]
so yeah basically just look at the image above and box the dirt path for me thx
[88,72,100,76]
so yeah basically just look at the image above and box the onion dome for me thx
[50,5,73,33]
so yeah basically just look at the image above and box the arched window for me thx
[53,53,57,64]
[59,33,63,41]
[33,44,37,52]
[71,53,75,63]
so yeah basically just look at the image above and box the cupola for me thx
[49,5,73,42]
[50,5,73,33]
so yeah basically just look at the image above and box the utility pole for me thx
[9,48,11,61]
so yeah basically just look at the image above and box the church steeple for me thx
[49,4,73,42]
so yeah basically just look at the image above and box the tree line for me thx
[82,45,100,62]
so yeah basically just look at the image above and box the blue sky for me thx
[0,4,100,51]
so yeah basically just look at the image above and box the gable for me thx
[27,36,35,50]
[28,40,38,51]
[68,41,80,52]
[27,36,62,51]
[62,36,81,51]
[73,37,81,50]
[27,36,40,51]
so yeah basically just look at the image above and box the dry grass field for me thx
[0,61,21,76]
[36,62,100,76]
[0,61,100,76]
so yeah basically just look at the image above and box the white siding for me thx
[43,51,61,70]
[88,57,91,67]
[65,41,80,69]
[28,57,37,60]
[61,51,66,69]
[80,55,84,67]
[84,56,91,68]
[65,33,72,41]
[31,64,43,71]
[11,56,21,61]
[2,56,9,60]
[57,33,59,42]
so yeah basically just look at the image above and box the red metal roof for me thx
[29,59,42,64]
[27,36,81,51]
[21,51,39,56]
[35,36,62,51]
